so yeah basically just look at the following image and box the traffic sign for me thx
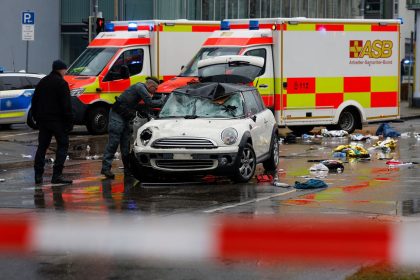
[22,25,34,41]
[22,11,35,41]
[22,11,35,25]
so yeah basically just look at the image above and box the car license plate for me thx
[173,154,192,160]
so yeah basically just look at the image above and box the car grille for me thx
[152,159,217,171]
[152,137,217,149]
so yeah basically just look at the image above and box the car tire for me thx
[86,106,109,135]
[27,109,38,130]
[263,132,279,171]
[288,125,314,136]
[232,143,257,183]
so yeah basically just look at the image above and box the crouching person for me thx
[101,77,163,179]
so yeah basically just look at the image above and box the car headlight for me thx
[70,88,85,97]
[140,128,153,146]
[221,128,238,145]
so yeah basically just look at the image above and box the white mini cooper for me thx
[130,57,279,183]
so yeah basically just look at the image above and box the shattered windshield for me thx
[67,48,118,76]
[159,92,244,119]
[179,47,241,77]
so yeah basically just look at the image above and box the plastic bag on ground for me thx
[373,138,397,151]
[321,128,348,137]
[333,144,370,159]
[320,160,344,173]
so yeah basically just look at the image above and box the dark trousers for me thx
[101,110,131,172]
[34,121,69,177]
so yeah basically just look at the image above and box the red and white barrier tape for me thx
[1,215,420,265]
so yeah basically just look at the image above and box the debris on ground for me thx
[256,174,273,183]
[320,160,344,173]
[309,163,329,172]
[47,158,54,164]
[375,123,401,138]
[283,133,297,144]
[294,178,328,189]
[333,143,370,159]
[386,160,416,168]
[0,179,5,182]
[273,181,291,188]
[21,154,32,159]
[321,128,348,137]
[371,138,397,152]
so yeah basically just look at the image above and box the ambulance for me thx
[158,18,401,134]
[65,20,218,134]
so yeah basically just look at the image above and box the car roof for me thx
[0,72,45,78]
[174,82,255,100]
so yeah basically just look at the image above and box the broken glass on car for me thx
[159,92,244,119]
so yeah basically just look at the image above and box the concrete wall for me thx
[399,0,415,59]
[0,0,60,74]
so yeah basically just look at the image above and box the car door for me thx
[243,90,265,157]
[0,75,26,121]
[252,90,275,156]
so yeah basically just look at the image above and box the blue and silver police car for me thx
[0,71,44,129]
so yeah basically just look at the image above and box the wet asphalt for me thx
[1,120,420,279]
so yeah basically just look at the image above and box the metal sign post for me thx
[22,11,35,72]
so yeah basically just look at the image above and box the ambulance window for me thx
[244,49,266,72]
[243,90,260,115]
[107,48,144,81]
[0,76,22,90]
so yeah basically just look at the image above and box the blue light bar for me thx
[249,20,259,30]
[220,20,230,30]
[105,23,114,32]
[128,22,138,31]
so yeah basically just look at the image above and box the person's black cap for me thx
[52,60,68,71]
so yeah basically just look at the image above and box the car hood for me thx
[64,75,97,90]
[136,118,249,145]
[156,76,198,94]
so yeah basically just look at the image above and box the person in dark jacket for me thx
[101,77,164,179]
[32,60,73,185]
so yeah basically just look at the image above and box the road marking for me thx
[0,131,38,139]
[203,189,297,213]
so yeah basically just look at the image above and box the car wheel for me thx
[263,133,279,171]
[288,125,314,136]
[27,109,38,130]
[86,106,109,135]
[232,143,256,183]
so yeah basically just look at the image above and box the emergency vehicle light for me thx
[128,22,138,31]
[249,20,259,30]
[220,20,230,30]
[105,23,114,32]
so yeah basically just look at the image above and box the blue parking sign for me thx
[22,12,35,25]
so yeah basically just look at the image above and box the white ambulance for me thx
[158,18,400,134]
[65,20,218,134]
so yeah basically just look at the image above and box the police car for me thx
[0,71,44,129]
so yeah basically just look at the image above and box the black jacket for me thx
[31,71,73,125]
[113,83,163,121]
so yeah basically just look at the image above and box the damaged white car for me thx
[129,57,278,183]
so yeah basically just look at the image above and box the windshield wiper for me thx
[184,115,198,119]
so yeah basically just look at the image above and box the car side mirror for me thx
[251,115,257,122]
[120,65,130,79]
[180,65,185,71]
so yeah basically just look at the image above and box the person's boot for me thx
[101,169,115,179]
[51,174,73,185]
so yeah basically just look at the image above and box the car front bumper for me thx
[132,145,239,174]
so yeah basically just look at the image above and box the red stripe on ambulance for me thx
[316,93,343,108]
[89,38,151,47]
